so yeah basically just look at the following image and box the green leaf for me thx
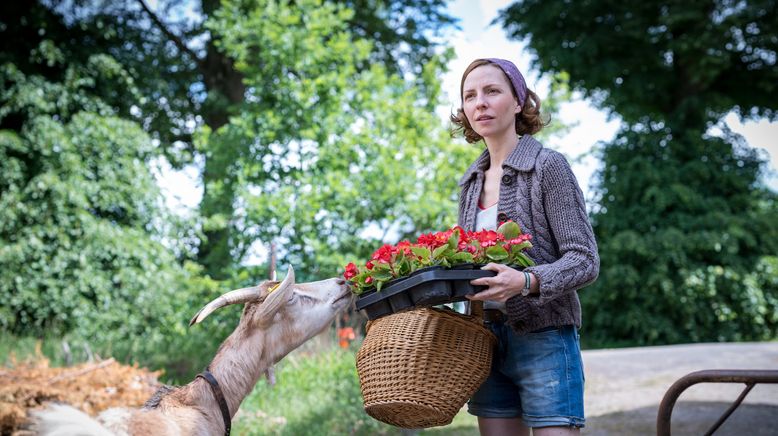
[447,229,459,249]
[485,246,509,261]
[450,252,474,264]
[371,262,391,271]
[497,221,521,239]
[432,245,449,259]
[410,246,431,261]
[371,271,393,281]
[510,242,532,253]
[515,252,535,267]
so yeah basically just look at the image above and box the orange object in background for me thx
[338,327,356,348]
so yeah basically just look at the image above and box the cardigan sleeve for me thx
[524,151,599,305]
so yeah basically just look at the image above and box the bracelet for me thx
[521,271,531,296]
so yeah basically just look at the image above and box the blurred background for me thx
[1,0,776,434]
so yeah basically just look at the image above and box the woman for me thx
[452,58,599,436]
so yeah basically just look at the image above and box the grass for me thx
[232,339,479,435]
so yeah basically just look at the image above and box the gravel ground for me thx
[583,342,778,435]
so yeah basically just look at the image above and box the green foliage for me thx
[1,1,463,381]
[203,0,473,282]
[235,348,395,435]
[0,41,236,381]
[0,53,165,334]
[498,0,778,124]
[582,127,778,346]
[500,1,778,345]
[234,345,479,435]
[343,0,456,91]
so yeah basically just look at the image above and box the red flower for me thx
[343,221,533,295]
[416,230,453,249]
[452,226,470,244]
[343,262,359,280]
[371,244,396,263]
[475,230,503,247]
[396,240,413,256]
[416,233,437,247]
[506,234,532,247]
[435,230,453,245]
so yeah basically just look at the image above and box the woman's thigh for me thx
[501,325,585,429]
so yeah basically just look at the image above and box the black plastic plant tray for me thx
[355,268,498,320]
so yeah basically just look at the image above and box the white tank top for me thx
[475,203,497,233]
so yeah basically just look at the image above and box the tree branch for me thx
[137,0,205,70]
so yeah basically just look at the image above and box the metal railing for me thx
[656,369,778,435]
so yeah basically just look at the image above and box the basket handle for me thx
[469,300,484,323]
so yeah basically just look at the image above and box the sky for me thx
[156,0,778,214]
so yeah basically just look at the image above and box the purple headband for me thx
[476,58,528,107]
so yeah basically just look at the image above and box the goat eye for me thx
[298,294,317,304]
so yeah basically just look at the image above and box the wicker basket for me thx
[356,305,496,428]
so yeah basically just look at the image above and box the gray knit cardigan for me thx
[458,135,600,334]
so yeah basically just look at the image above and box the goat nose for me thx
[336,278,346,286]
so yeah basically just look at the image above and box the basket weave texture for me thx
[356,306,496,429]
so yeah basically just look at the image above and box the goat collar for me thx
[196,369,231,436]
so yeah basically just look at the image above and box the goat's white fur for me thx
[33,266,351,436]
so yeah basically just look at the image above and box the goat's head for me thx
[188,267,351,353]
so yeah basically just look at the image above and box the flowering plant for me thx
[343,221,534,295]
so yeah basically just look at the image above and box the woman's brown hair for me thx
[450,59,548,143]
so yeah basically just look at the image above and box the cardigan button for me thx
[501,174,514,185]
[497,212,509,223]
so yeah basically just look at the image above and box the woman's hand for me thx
[466,263,537,303]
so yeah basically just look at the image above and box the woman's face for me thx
[462,64,521,141]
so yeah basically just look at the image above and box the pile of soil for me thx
[0,353,162,435]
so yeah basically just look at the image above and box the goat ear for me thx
[257,266,295,324]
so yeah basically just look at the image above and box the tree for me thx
[100,0,456,279]
[1,0,469,379]
[498,0,778,345]
[0,34,241,377]
[0,42,157,337]
[202,0,476,281]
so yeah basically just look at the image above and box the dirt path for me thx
[583,342,778,435]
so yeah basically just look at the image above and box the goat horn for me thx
[257,266,295,324]
[189,286,261,326]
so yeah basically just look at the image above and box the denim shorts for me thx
[467,322,586,428]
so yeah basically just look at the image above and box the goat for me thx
[33,266,351,435]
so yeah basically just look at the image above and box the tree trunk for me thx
[196,0,246,279]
